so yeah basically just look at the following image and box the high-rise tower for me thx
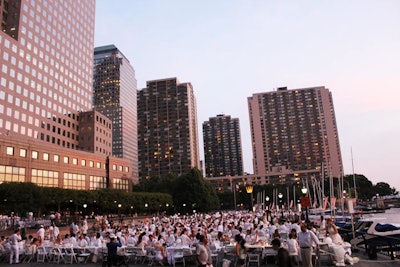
[137,77,200,179]
[203,114,243,177]
[248,86,343,180]
[0,1,132,190]
[93,45,138,180]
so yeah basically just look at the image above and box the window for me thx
[31,168,58,187]
[81,159,86,166]
[43,153,49,161]
[20,149,27,158]
[31,151,38,159]
[63,172,86,190]
[0,165,26,182]
[112,164,117,171]
[6,147,14,156]
[54,154,59,162]
[72,158,78,165]
[63,156,69,164]
[96,162,101,169]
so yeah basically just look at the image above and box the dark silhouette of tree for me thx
[172,168,220,212]
[373,182,396,197]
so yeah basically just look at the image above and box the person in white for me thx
[37,225,45,240]
[52,224,60,242]
[78,234,89,247]
[287,232,300,265]
[298,223,320,267]
[326,218,344,244]
[165,230,175,246]
[179,229,191,246]
[9,228,22,264]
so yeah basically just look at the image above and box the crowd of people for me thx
[0,209,356,266]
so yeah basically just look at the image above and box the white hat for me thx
[109,234,116,239]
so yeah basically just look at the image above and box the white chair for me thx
[173,249,185,267]
[132,246,147,264]
[62,247,77,264]
[76,247,91,264]
[36,246,47,262]
[50,247,65,264]
[247,253,260,267]
[316,244,333,266]
[23,245,36,263]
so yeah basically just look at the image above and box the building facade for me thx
[93,45,138,181]
[0,0,132,190]
[78,111,113,156]
[248,86,343,182]
[203,114,244,177]
[137,77,200,180]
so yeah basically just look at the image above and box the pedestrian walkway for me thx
[8,251,400,267]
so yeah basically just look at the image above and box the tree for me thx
[343,174,374,200]
[172,168,219,212]
[373,182,395,197]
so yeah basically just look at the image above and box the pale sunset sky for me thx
[94,0,400,191]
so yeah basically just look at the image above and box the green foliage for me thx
[0,182,172,217]
[171,168,219,212]
[135,168,220,212]
[343,174,397,200]
[373,182,396,196]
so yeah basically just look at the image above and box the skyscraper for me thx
[203,114,244,177]
[137,77,200,179]
[0,0,132,190]
[93,45,138,180]
[248,86,343,180]
[1,0,94,146]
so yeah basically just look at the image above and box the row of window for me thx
[4,146,129,172]
[0,165,129,191]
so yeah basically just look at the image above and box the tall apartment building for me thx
[248,86,343,181]
[203,114,244,177]
[137,77,200,179]
[93,45,138,180]
[0,0,132,190]
[1,0,21,40]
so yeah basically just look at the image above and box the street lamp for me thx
[301,187,310,223]
[245,185,254,211]
[265,196,270,210]
[117,203,122,218]
[278,193,283,210]
[83,203,87,218]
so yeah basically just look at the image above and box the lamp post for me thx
[301,187,310,223]
[245,185,254,211]
[82,203,87,218]
[265,196,270,210]
[118,203,122,219]
[278,193,283,210]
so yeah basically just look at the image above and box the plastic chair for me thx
[247,253,260,266]
[173,249,185,267]
[36,246,47,262]
[316,244,333,266]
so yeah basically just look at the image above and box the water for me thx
[364,208,400,223]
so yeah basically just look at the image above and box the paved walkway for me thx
[6,251,400,267]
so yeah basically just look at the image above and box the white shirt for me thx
[298,230,319,248]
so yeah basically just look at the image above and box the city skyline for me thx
[94,0,400,190]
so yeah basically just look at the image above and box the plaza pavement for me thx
[5,250,400,267]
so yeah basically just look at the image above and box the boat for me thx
[350,218,400,259]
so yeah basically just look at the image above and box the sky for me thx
[94,0,400,191]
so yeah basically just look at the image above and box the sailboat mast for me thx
[351,147,358,199]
